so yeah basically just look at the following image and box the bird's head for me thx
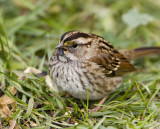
[55,30,96,62]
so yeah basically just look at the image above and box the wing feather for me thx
[88,36,135,76]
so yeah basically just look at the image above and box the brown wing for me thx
[88,35,135,76]
[89,53,120,74]
[113,50,135,75]
[89,51,135,76]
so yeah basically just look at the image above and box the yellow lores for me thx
[64,41,74,46]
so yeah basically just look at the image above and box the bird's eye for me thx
[72,43,78,48]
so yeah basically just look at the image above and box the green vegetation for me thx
[0,0,160,128]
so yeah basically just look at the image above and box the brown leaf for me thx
[0,86,17,118]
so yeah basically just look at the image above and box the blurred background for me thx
[0,0,160,128]
[0,0,160,72]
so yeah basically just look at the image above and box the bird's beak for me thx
[55,42,63,49]
[55,42,67,56]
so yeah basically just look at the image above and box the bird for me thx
[49,30,160,101]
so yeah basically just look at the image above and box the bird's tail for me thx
[119,47,160,60]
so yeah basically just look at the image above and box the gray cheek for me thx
[67,47,88,60]
[68,47,76,53]
[76,47,88,58]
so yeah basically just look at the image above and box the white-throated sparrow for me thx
[49,30,160,100]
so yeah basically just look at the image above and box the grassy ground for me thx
[0,0,160,128]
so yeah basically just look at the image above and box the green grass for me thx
[0,0,160,128]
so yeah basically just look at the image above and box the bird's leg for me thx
[59,91,72,98]
[89,96,108,113]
